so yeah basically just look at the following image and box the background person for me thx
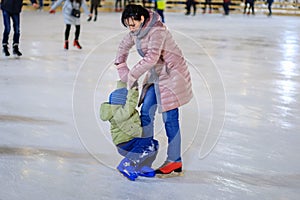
[1,0,38,56]
[49,0,91,50]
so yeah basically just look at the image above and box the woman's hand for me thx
[116,63,129,83]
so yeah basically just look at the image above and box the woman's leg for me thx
[64,24,71,41]
[162,108,181,162]
[74,25,80,41]
[73,25,82,49]
[140,85,157,138]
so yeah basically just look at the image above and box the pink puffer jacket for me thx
[115,11,193,112]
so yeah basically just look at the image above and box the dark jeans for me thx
[1,10,20,45]
[117,137,159,168]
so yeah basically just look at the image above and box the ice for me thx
[1,11,300,200]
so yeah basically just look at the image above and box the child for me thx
[100,81,159,181]
[49,0,92,50]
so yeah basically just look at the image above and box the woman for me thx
[115,4,193,176]
[49,0,91,50]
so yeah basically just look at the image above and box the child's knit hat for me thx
[109,81,128,105]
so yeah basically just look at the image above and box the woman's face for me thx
[125,16,144,32]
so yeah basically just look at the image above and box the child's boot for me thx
[137,166,156,177]
[64,40,69,50]
[117,158,138,181]
[12,44,22,56]
[93,15,97,21]
[2,44,10,56]
[73,40,82,49]
[87,16,92,22]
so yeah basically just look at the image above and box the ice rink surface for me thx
[1,10,300,200]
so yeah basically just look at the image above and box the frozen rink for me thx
[1,10,300,200]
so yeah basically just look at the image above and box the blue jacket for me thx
[1,0,37,14]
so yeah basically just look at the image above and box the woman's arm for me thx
[115,33,135,65]
[128,28,167,88]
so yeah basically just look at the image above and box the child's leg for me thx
[137,138,159,167]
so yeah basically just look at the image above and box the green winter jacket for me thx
[100,82,142,145]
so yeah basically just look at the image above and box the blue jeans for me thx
[141,85,182,162]
[2,10,20,45]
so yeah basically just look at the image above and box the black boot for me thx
[87,16,92,22]
[93,15,97,21]
[2,44,10,56]
[13,44,22,56]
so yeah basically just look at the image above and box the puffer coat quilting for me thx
[115,11,193,112]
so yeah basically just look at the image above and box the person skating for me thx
[87,0,100,22]
[49,0,91,50]
[1,0,38,56]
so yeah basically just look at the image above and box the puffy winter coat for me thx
[100,81,142,146]
[51,0,90,25]
[115,11,193,112]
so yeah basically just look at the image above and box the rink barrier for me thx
[23,0,300,16]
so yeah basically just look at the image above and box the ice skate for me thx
[73,40,82,49]
[137,166,156,178]
[2,45,10,56]
[12,44,22,56]
[155,161,184,178]
[117,158,138,181]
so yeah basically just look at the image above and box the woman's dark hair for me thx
[121,4,150,27]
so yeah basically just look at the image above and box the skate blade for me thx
[156,171,184,178]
